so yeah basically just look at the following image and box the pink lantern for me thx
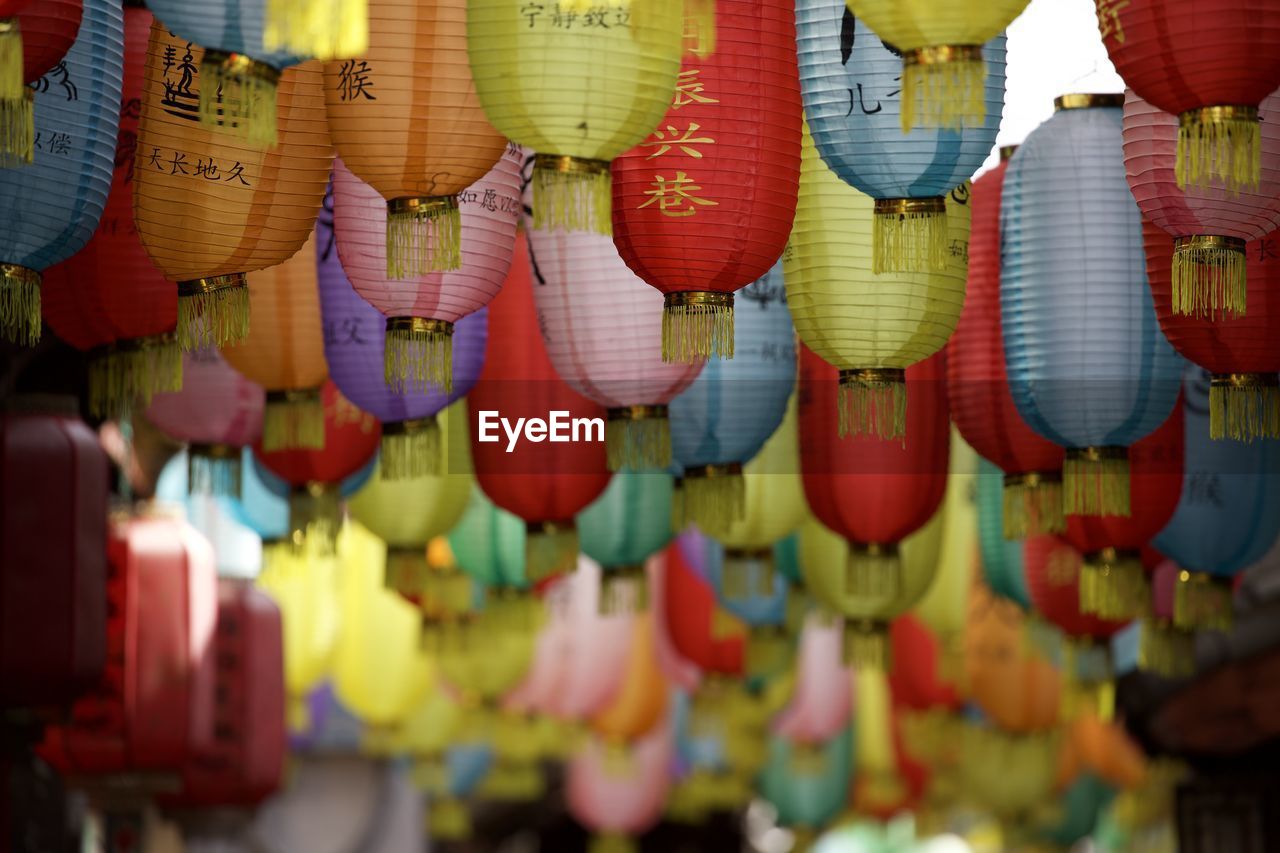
[649,558,701,691]
[566,723,673,853]
[773,612,852,744]
[333,146,521,395]
[1123,87,1280,318]
[544,558,633,721]
[147,348,264,496]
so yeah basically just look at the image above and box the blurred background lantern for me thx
[1096,0,1280,193]
[577,471,674,613]
[669,263,793,532]
[1140,559,1196,679]
[759,725,852,841]
[448,485,526,591]
[466,0,682,235]
[324,0,508,278]
[264,0,366,60]
[222,231,330,452]
[772,614,852,745]
[1123,88,1280,321]
[331,147,518,394]
[133,25,329,350]
[0,0,120,346]
[660,534,745,678]
[785,125,968,441]
[842,0,1025,132]
[144,0,310,145]
[0,0,81,167]
[40,2,178,420]
[566,724,672,853]
[589,614,669,744]
[964,580,1061,734]
[976,459,1032,607]
[949,145,1065,538]
[610,0,801,362]
[148,346,265,496]
[1001,95,1184,517]
[469,236,611,581]
[797,0,1002,273]
[695,530,791,683]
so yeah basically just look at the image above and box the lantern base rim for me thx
[385,195,461,278]
[384,316,454,395]
[1172,234,1247,319]
[1002,471,1065,539]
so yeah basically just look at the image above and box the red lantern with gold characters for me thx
[0,0,82,167]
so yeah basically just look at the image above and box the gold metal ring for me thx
[526,519,574,537]
[850,542,899,558]
[533,153,609,176]
[0,263,39,287]
[387,194,458,217]
[607,404,668,422]
[386,316,453,336]
[838,367,905,386]
[1083,547,1140,566]
[189,442,239,460]
[1174,234,1247,253]
[682,462,743,481]
[873,197,945,217]
[665,291,733,310]
[266,386,322,406]
[382,414,439,436]
[1179,105,1258,127]
[1066,445,1127,463]
[1212,373,1279,389]
[1055,93,1125,111]
[202,50,282,85]
[177,272,246,297]
[902,44,982,67]
[1003,470,1062,489]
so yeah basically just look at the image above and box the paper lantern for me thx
[448,485,526,590]
[147,347,266,497]
[773,615,853,744]
[589,615,669,743]
[133,24,330,350]
[785,124,968,441]
[798,0,1002,273]
[317,180,488,478]
[1123,88,1280,321]
[1154,369,1280,632]
[264,0,367,60]
[0,0,81,168]
[760,726,852,836]
[469,235,611,580]
[661,535,745,677]
[221,231,330,452]
[948,146,1064,537]
[1001,95,1184,518]
[567,725,672,853]
[610,0,801,362]
[324,1,508,278]
[466,0,683,236]
[0,395,105,710]
[0,0,120,346]
[668,262,794,530]
[842,0,1025,132]
[332,148,517,395]
[577,471,673,611]
[976,459,1030,608]
[963,580,1059,733]
[1096,0,1280,193]
[1138,560,1196,679]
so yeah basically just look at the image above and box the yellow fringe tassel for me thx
[263,391,326,452]
[88,335,183,419]
[1209,378,1280,441]
[1172,237,1247,319]
[843,621,891,670]
[188,445,242,497]
[480,762,544,802]
[525,522,577,583]
[384,321,453,394]
[1173,569,1233,633]
[264,0,369,60]
[288,484,341,555]
[1063,449,1130,517]
[837,370,907,441]
[533,158,612,235]
[1061,641,1114,721]
[845,544,900,605]
[605,410,671,471]
[0,264,40,346]
[683,467,744,535]
[682,0,716,57]
[0,88,32,169]
[1079,552,1149,620]
[1002,474,1065,539]
[900,51,985,134]
[386,197,461,279]
[872,202,949,274]
[1138,618,1196,679]
[427,797,471,842]
[745,625,791,680]
[599,565,648,615]
[379,419,441,480]
[589,833,639,853]
[384,547,430,601]
[424,567,474,616]
[662,298,734,363]
[198,54,279,147]
[0,21,21,103]
[1176,109,1260,194]
[721,548,774,602]
[177,284,250,351]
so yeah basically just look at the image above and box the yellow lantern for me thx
[853,668,907,813]
[266,0,369,60]
[466,0,684,234]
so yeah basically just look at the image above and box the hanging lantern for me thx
[0,0,81,168]
[668,262,794,530]
[264,0,367,60]
[1095,0,1280,194]
[466,0,683,235]
[331,148,518,394]
[577,471,674,614]
[963,580,1060,733]
[222,231,330,452]
[1153,368,1280,633]
[698,532,792,683]
[0,0,120,346]
[840,0,1024,132]
[773,614,853,745]
[448,485,527,590]
[785,124,968,441]
[976,459,1031,607]
[660,535,745,677]
[1001,94,1184,518]
[567,727,672,853]
[1139,560,1196,679]
[133,24,330,350]
[0,395,106,711]
[759,726,852,840]
[1066,399,1183,621]
[589,615,670,744]
[469,236,611,581]
[948,146,1064,538]
[147,347,265,497]
[1123,88,1280,320]
[325,1,508,278]
[798,0,1003,273]
[610,0,801,362]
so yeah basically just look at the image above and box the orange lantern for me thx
[590,614,669,744]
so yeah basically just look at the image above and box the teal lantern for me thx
[978,458,1030,608]
[448,485,527,591]
[758,725,853,840]
[577,470,674,613]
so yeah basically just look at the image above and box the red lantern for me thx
[610,0,802,362]
[1145,222,1280,441]
[658,535,744,677]
[0,394,106,712]
[468,236,611,582]
[0,0,82,167]
[42,3,178,419]
[887,615,962,713]
[1096,0,1280,193]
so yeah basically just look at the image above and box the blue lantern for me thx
[577,469,673,613]
[1155,368,1280,631]
[977,458,1030,608]
[0,0,122,346]
[795,0,1004,274]
[1001,95,1183,519]
[670,262,794,534]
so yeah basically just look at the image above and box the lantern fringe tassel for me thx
[683,470,744,535]
[599,566,648,615]
[843,623,891,670]
[1079,554,1149,620]
[1172,239,1246,319]
[1210,381,1280,441]
[480,762,543,802]
[0,90,32,168]
[1176,112,1260,194]
[900,54,985,135]
[846,546,900,603]
[1138,618,1196,679]
[1002,477,1065,539]
[198,57,279,147]
[662,301,733,363]
[1063,453,1129,517]
[1173,570,1234,633]
[262,394,326,452]
[745,626,791,680]
[264,0,369,60]
[1062,641,1114,721]
[385,324,452,394]
[380,424,441,481]
[721,550,774,601]
[838,374,906,441]
[533,163,612,236]
[288,486,341,555]
[178,285,250,351]
[188,448,242,498]
[589,833,638,853]
[386,200,461,279]
[872,204,949,274]
[89,336,182,419]
[682,0,716,57]
[428,798,472,842]
[0,266,39,346]
[525,526,577,583]
[860,772,908,812]
[605,414,671,471]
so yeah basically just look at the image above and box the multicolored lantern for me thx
[577,471,674,611]
[0,0,121,346]
[610,0,801,362]
[0,0,81,167]
[1001,95,1184,517]
[798,0,1003,273]
[133,24,330,350]
[466,0,683,235]
[785,125,968,440]
[1095,0,1280,193]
